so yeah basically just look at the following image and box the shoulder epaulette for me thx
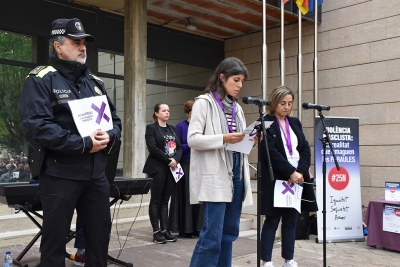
[89,73,103,82]
[29,66,46,75]
[28,66,57,78]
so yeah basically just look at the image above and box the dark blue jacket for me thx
[260,114,318,216]
[19,52,122,180]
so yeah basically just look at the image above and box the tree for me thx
[0,31,32,154]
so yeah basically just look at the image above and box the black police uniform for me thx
[19,52,122,267]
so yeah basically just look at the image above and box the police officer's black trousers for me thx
[39,174,111,267]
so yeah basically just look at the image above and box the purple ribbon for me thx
[91,102,110,124]
[281,182,294,195]
[176,168,183,179]
[276,116,293,156]
[212,91,236,133]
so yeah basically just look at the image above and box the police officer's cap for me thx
[50,18,95,42]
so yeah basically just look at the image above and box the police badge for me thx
[94,86,103,95]
[75,22,83,31]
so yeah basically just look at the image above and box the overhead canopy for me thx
[71,0,312,40]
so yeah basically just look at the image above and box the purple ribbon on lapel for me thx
[281,182,294,195]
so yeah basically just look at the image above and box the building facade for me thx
[0,0,399,210]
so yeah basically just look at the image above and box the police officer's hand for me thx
[89,129,109,153]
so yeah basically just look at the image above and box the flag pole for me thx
[262,0,268,113]
[258,1,267,267]
[298,9,302,122]
[314,0,318,115]
[312,1,326,267]
[280,0,285,85]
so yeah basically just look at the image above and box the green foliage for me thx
[0,31,32,154]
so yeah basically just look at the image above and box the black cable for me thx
[110,183,121,223]
[109,182,123,257]
[115,197,123,255]
[115,181,151,260]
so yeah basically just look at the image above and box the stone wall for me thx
[225,0,400,208]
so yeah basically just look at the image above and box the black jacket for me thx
[19,52,122,180]
[260,114,318,215]
[143,122,182,175]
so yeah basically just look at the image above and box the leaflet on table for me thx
[68,95,113,137]
[383,204,400,234]
[385,182,400,201]
[170,163,184,183]
[273,180,303,213]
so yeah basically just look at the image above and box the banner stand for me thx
[314,116,364,248]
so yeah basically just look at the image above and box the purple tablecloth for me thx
[364,199,400,251]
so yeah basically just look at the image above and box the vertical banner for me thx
[314,117,364,242]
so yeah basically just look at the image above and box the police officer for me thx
[19,18,122,267]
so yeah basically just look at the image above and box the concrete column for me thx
[123,0,147,178]
[32,37,49,65]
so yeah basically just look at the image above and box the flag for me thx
[296,0,309,15]
[308,0,323,14]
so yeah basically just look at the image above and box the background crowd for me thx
[0,153,31,183]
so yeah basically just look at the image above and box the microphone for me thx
[242,97,271,106]
[302,102,330,111]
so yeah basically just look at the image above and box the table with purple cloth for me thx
[364,199,400,251]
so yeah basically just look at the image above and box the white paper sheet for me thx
[225,134,255,155]
[244,120,274,135]
[68,95,113,137]
[273,179,303,213]
[170,163,184,183]
[225,120,273,155]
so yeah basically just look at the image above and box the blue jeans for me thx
[190,153,244,267]
[260,208,299,261]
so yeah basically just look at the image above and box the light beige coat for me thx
[188,94,253,207]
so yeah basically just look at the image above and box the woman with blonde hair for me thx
[260,86,317,267]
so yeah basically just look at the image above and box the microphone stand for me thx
[255,104,274,267]
[316,110,340,267]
